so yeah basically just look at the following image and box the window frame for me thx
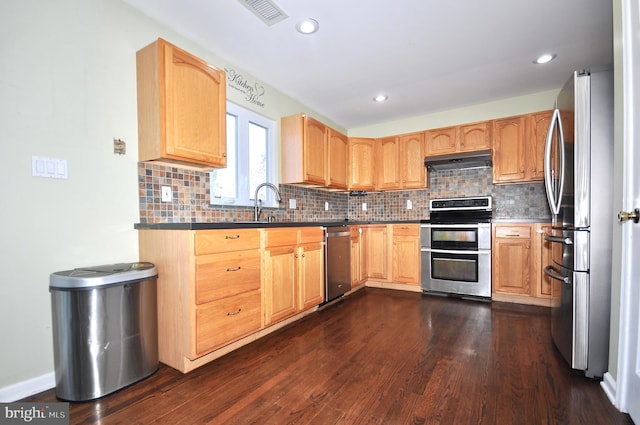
[209,102,278,207]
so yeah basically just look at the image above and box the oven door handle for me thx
[421,248,491,255]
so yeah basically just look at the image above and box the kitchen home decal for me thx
[225,68,266,108]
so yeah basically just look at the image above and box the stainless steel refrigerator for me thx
[543,68,614,379]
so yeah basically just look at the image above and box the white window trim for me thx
[210,102,278,207]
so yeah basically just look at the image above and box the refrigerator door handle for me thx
[544,108,565,216]
[544,265,570,284]
[544,235,573,245]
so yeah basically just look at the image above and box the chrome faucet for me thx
[254,182,282,221]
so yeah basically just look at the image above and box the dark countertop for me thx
[134,220,422,230]
[491,218,552,223]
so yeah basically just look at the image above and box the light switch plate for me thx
[362,202,367,211]
[325,202,329,211]
[289,199,297,209]
[406,199,413,210]
[32,156,68,179]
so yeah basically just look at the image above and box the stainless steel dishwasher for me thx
[325,226,352,302]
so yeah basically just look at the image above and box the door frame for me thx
[602,0,640,420]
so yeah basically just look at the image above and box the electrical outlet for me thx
[406,199,413,210]
[289,199,297,209]
[161,186,172,202]
[362,202,367,211]
[325,202,329,211]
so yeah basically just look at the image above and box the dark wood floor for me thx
[26,288,633,424]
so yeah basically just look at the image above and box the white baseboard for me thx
[601,372,618,407]
[0,372,55,402]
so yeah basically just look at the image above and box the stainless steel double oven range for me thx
[420,196,492,299]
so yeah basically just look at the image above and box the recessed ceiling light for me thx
[373,94,388,102]
[534,53,557,64]
[296,18,319,34]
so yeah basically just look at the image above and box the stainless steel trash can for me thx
[49,262,158,401]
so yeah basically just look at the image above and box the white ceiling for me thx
[124,0,613,129]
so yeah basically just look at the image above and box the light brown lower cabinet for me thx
[391,224,420,285]
[138,226,324,374]
[365,225,389,280]
[362,224,421,291]
[491,222,553,306]
[263,227,324,326]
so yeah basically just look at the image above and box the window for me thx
[210,102,277,207]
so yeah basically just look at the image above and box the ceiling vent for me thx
[238,0,288,26]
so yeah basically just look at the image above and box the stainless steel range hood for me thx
[424,151,492,171]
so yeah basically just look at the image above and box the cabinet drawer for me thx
[195,290,262,356]
[264,228,299,248]
[195,229,260,255]
[494,225,531,238]
[392,224,419,236]
[195,250,261,304]
[299,227,324,244]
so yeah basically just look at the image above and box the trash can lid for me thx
[50,262,157,289]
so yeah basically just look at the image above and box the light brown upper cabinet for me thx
[528,111,554,181]
[281,114,347,189]
[376,137,401,190]
[459,121,492,152]
[492,111,553,183]
[425,126,457,156]
[136,38,226,169]
[376,132,426,190]
[348,138,376,191]
[492,116,527,183]
[425,122,491,157]
[327,128,348,189]
[399,132,427,188]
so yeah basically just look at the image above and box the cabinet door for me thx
[425,126,457,156]
[349,138,376,190]
[366,226,389,279]
[265,246,297,325]
[359,228,368,283]
[391,227,420,284]
[163,40,227,166]
[350,229,361,287]
[298,242,325,310]
[399,132,426,188]
[376,137,400,190]
[327,129,348,189]
[528,111,553,181]
[492,225,532,295]
[492,116,526,183]
[533,224,555,299]
[303,117,328,185]
[137,38,226,168]
[459,122,491,152]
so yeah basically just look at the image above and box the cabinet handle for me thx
[225,234,240,239]
[227,308,241,316]
[226,266,241,272]
[505,234,521,237]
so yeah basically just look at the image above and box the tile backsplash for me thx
[138,163,551,224]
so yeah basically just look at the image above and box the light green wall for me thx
[348,90,558,138]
